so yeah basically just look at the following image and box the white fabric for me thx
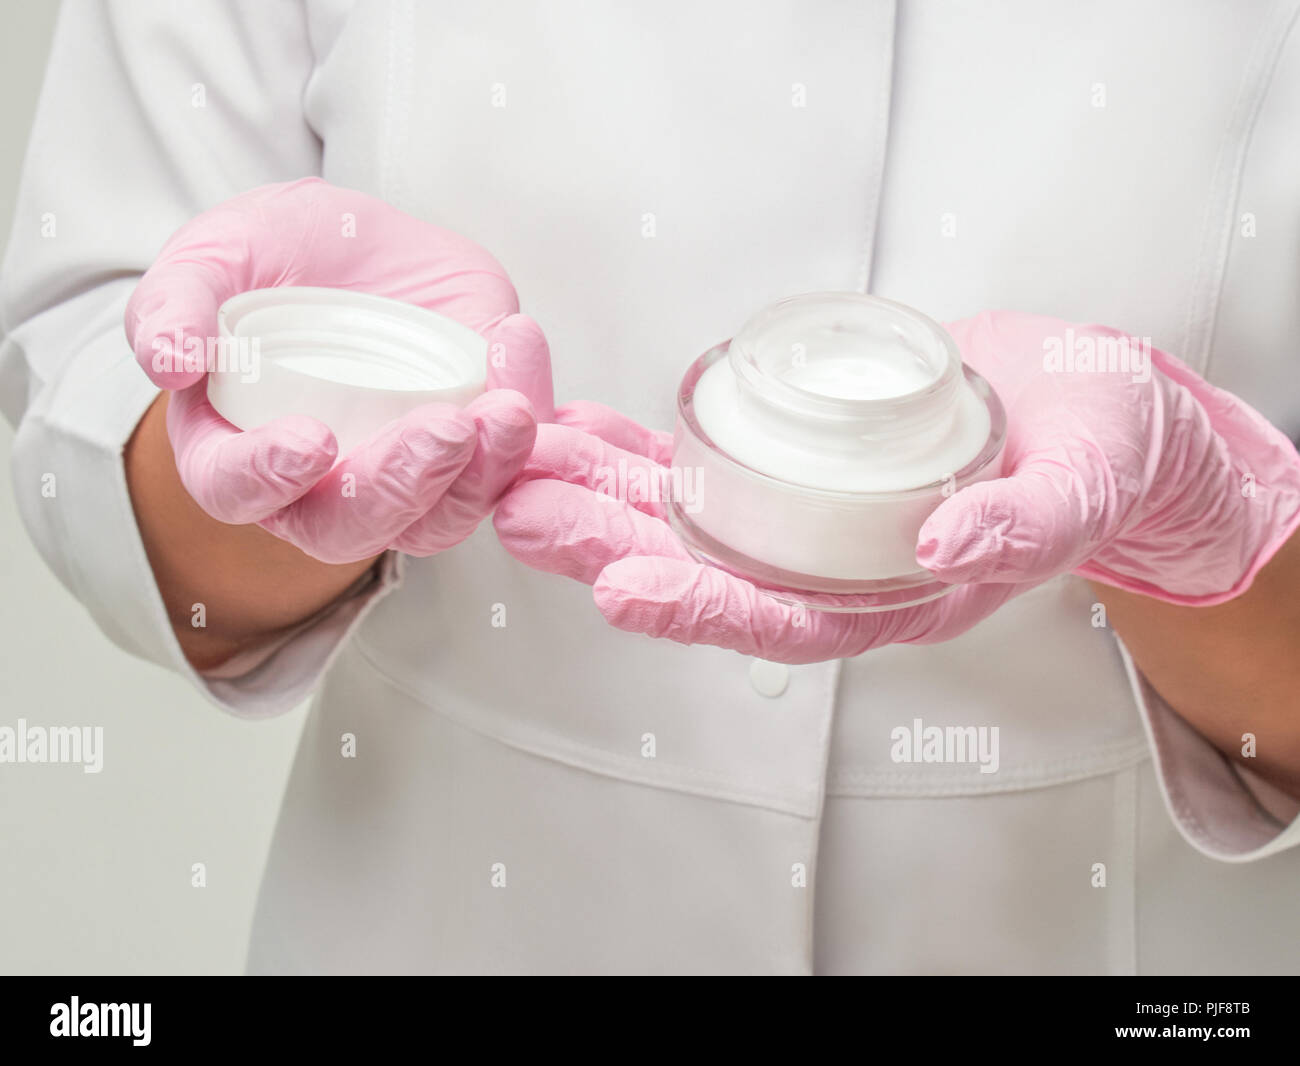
[3,0,1300,973]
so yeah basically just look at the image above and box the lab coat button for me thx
[749,658,790,698]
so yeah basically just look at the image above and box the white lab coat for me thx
[3,0,1300,974]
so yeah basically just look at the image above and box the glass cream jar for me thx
[207,287,487,458]
[668,293,1006,611]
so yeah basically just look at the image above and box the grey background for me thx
[0,0,305,975]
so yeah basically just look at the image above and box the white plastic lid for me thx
[207,287,488,459]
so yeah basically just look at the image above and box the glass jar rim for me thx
[678,341,1007,502]
[727,292,962,425]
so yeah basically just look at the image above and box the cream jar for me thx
[207,287,487,458]
[668,293,1005,611]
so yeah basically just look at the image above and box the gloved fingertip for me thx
[485,312,546,353]
[132,336,208,389]
[916,474,1086,585]
[554,401,673,464]
[490,480,544,541]
[157,369,209,390]
[595,557,766,652]
[467,389,538,450]
[915,542,1002,585]
[468,386,533,415]
[554,400,642,442]
[259,415,339,473]
[125,269,233,388]
[593,561,662,633]
[915,494,987,573]
[376,403,478,462]
[186,418,338,525]
[484,314,555,422]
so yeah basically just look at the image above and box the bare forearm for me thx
[1089,530,1300,799]
[124,393,380,671]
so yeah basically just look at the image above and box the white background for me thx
[0,0,304,975]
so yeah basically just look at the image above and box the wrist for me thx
[126,392,384,669]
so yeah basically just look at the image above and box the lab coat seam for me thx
[1221,756,1289,831]
[378,0,413,211]
[0,334,38,430]
[18,330,170,658]
[45,383,212,705]
[1138,698,1221,853]
[804,658,844,976]
[1110,765,1138,976]
[295,0,319,90]
[825,737,1152,797]
[349,637,822,818]
[1183,0,1300,379]
[857,0,897,295]
[1131,765,1143,976]
[380,2,395,205]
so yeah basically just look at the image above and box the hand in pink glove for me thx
[494,311,1300,663]
[126,178,555,564]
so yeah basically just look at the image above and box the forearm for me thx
[124,393,381,672]
[1089,529,1300,800]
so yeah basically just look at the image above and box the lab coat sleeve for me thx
[0,0,404,718]
[1118,641,1300,862]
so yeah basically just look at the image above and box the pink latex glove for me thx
[494,311,1300,663]
[126,178,555,564]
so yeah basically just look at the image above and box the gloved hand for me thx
[494,311,1300,663]
[126,177,555,564]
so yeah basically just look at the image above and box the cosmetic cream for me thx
[207,287,487,458]
[668,293,1006,611]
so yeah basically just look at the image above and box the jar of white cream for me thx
[668,293,1006,611]
[207,287,487,458]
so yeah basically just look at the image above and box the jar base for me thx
[667,504,958,613]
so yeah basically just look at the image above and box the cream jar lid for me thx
[207,287,487,458]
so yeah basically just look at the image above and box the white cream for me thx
[669,293,1005,608]
[780,349,931,400]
